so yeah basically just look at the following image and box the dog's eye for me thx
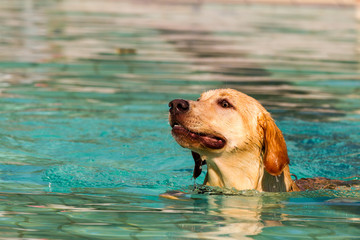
[218,99,232,108]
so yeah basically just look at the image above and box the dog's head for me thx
[169,89,289,178]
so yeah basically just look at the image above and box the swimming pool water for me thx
[0,1,359,239]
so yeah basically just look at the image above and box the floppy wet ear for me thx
[192,151,206,179]
[260,113,289,176]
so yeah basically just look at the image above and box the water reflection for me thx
[186,195,266,239]
[174,190,360,239]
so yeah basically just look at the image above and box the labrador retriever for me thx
[169,88,299,192]
[168,89,360,193]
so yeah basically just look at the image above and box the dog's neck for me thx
[203,151,292,192]
[204,151,263,191]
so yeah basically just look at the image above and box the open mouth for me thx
[171,122,226,149]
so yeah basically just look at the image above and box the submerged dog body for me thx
[169,89,299,192]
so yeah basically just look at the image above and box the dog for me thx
[169,88,299,192]
[168,88,360,193]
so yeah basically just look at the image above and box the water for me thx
[0,0,359,239]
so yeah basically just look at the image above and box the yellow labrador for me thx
[169,88,299,192]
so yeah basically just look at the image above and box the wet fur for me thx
[170,89,299,192]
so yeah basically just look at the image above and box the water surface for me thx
[0,1,359,239]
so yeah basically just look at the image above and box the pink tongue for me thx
[199,135,225,149]
[186,129,225,149]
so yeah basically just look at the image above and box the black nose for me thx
[169,99,190,114]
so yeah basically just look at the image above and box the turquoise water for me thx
[0,1,359,239]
